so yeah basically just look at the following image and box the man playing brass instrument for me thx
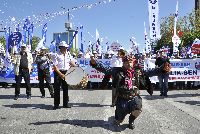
[35,46,54,98]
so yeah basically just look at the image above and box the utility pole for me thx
[65,9,76,50]
[195,0,200,10]
[195,0,200,29]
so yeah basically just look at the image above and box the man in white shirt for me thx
[52,41,76,109]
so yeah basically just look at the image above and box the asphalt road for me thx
[0,88,200,134]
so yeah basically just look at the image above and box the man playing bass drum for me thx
[52,41,76,110]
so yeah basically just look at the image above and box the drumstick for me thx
[65,68,76,76]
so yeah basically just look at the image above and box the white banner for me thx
[148,0,160,40]
[78,58,111,82]
[145,58,200,82]
[2,58,200,83]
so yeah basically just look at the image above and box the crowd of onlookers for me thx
[0,46,200,90]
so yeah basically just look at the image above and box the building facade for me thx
[53,30,78,51]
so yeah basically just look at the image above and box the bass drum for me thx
[65,67,88,89]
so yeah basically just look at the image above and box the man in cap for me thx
[35,46,54,98]
[12,44,33,100]
[104,51,110,59]
[92,50,98,59]
[52,41,76,109]
[78,51,83,58]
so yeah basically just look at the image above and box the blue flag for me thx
[42,23,47,45]
[50,40,56,53]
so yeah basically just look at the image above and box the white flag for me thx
[96,29,100,53]
[174,1,179,36]
[4,50,12,67]
[96,29,100,41]
[144,22,151,53]
[148,0,161,40]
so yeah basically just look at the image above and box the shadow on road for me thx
[142,93,200,100]
[0,94,43,99]
[175,100,200,106]
[70,103,110,107]
[3,104,53,110]
[0,94,15,99]
[29,116,128,132]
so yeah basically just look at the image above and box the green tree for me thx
[70,47,79,57]
[157,9,200,49]
[31,36,40,51]
[0,36,6,49]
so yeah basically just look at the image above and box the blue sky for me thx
[0,0,194,52]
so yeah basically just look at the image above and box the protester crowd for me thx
[0,43,200,90]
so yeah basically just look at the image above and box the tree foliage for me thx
[31,36,40,51]
[0,36,6,48]
[157,9,200,49]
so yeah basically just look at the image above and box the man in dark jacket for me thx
[155,50,170,97]
[90,56,144,129]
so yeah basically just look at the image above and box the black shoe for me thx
[14,95,19,100]
[27,95,31,99]
[53,106,59,110]
[128,123,135,130]
[128,115,135,130]
[63,104,71,108]
[110,104,115,107]
[160,93,164,96]
[50,94,54,98]
[164,94,168,97]
[41,95,45,98]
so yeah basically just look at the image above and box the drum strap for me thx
[59,70,67,74]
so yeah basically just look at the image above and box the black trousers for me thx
[53,70,69,106]
[115,96,142,121]
[15,68,31,96]
[38,68,54,96]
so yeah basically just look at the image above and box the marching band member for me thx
[52,41,76,110]
[35,46,54,98]
[12,44,33,100]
